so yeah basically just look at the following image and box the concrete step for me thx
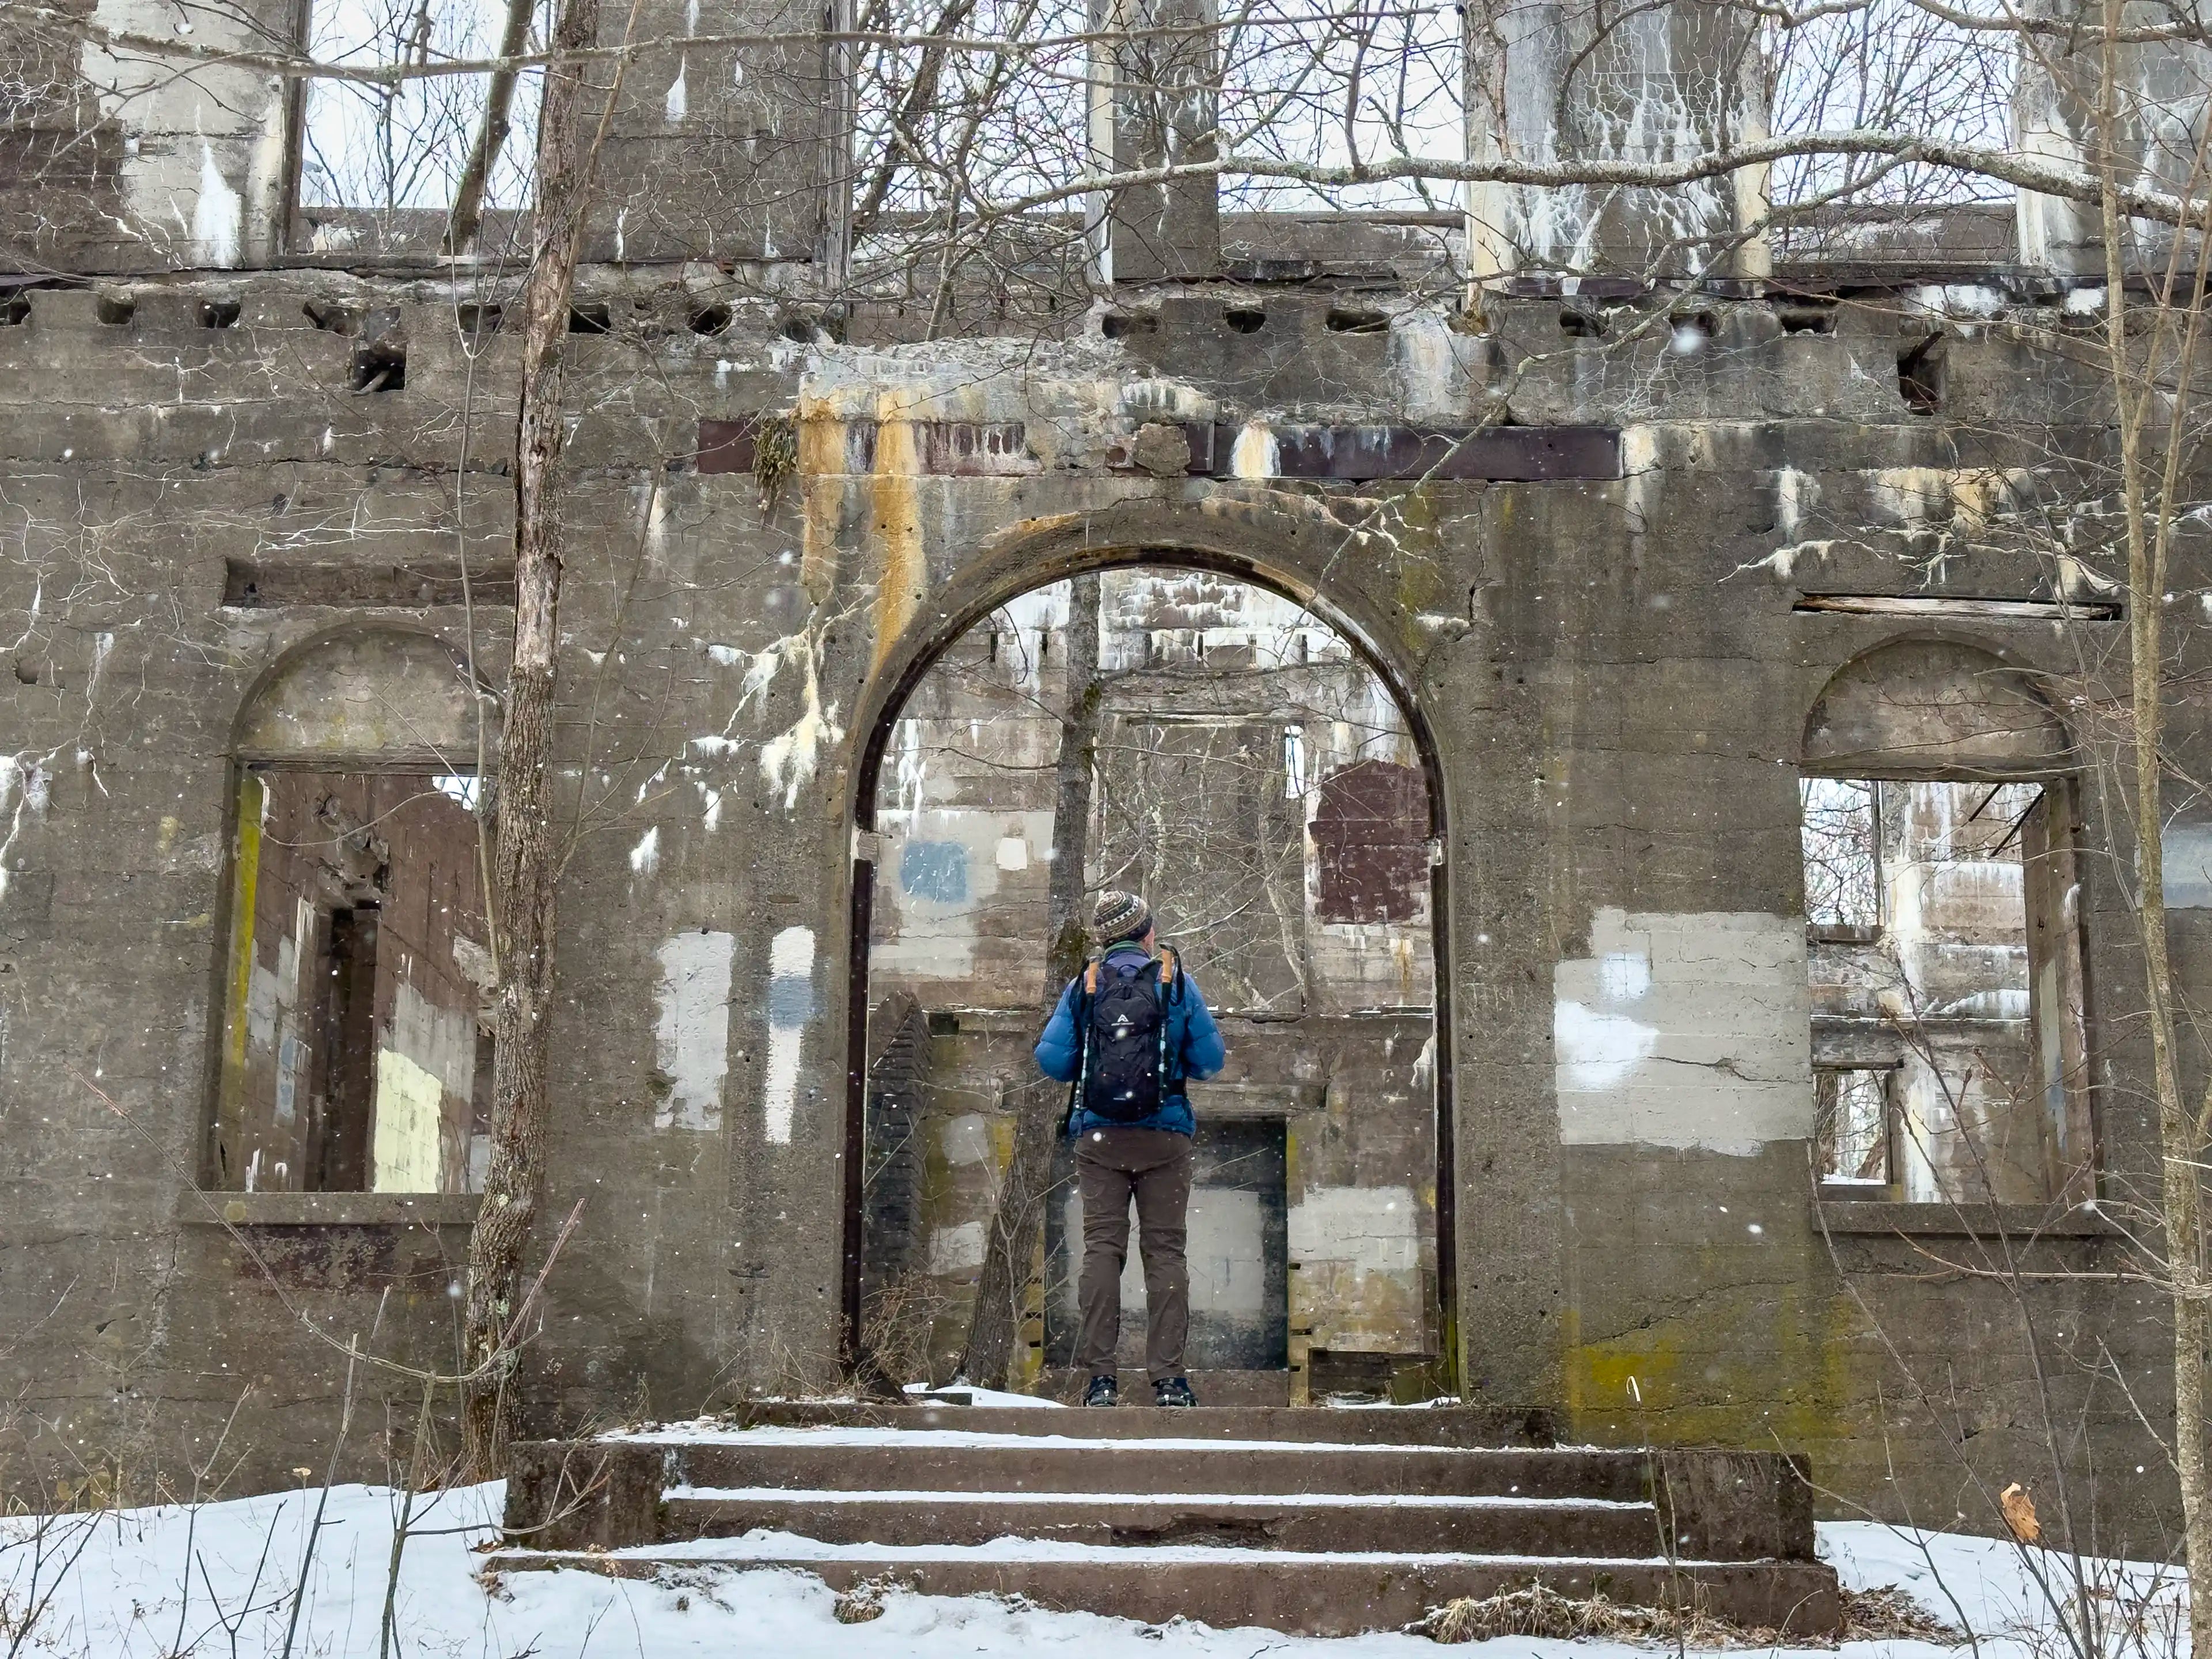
[1032,1367,1293,1406]
[636,1429,1656,1502]
[660,1486,1664,1555]
[502,1422,1833,1636]
[734,1400,1548,1445]
[487,1541,1844,1638]
[516,1429,1815,1565]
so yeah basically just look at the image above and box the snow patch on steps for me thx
[507,1531,1683,1567]
[664,1486,1653,1510]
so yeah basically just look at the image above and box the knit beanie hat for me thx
[1091,889,1153,945]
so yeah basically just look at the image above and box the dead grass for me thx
[855,1271,952,1393]
[833,1578,891,1623]
[1840,1583,1966,1642]
[1408,1581,1962,1647]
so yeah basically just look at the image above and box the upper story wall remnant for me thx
[16,0,2206,289]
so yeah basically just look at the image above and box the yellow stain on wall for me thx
[797,404,847,604]
[1562,1287,1870,1449]
[209,772,267,1182]
[869,389,926,674]
[794,380,931,669]
[219,775,265,1081]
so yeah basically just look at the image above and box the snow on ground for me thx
[0,1479,2185,1659]
[1821,1521,2183,1649]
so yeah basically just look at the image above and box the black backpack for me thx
[1070,948,1183,1125]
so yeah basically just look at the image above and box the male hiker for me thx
[1035,890,1226,1407]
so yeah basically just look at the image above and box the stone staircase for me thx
[492,1403,1842,1638]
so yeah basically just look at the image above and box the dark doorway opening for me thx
[308,904,381,1191]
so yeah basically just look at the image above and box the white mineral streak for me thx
[1229,422,1279,480]
[193,141,242,266]
[762,925,815,1143]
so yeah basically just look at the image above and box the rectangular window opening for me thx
[294,0,546,254]
[1802,776,2092,1205]
[214,768,494,1194]
[308,903,380,1191]
[1815,1066,1892,1187]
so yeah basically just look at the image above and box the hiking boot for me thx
[1083,1373,1119,1407]
[1153,1376,1197,1408]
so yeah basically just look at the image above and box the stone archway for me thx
[836,514,1462,1398]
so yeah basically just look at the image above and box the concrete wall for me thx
[0,270,2190,1548]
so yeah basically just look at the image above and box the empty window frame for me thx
[212,768,494,1193]
[294,0,544,251]
[1814,1065,1893,1185]
[1800,777,2092,1203]
[1801,777,1880,933]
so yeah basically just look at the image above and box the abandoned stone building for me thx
[1,0,2202,1554]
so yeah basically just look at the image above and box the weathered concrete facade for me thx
[0,1,2195,1545]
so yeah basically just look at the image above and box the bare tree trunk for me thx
[2095,11,2212,1643]
[1040,575,1105,998]
[442,0,536,254]
[459,0,604,1478]
[955,573,1102,1389]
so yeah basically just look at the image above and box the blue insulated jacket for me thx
[1035,943,1226,1137]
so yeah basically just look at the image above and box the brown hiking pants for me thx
[1073,1127,1195,1382]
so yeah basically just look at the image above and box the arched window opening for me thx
[1800,641,2089,1206]
[209,629,496,1196]
[854,568,1441,1404]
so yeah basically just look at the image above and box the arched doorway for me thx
[839,554,1457,1403]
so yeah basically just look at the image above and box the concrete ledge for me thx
[661,1490,1662,1556]
[1185,1082,1326,1117]
[1815,1200,2120,1238]
[1036,1366,1296,1404]
[173,1191,482,1227]
[714,1401,1555,1443]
